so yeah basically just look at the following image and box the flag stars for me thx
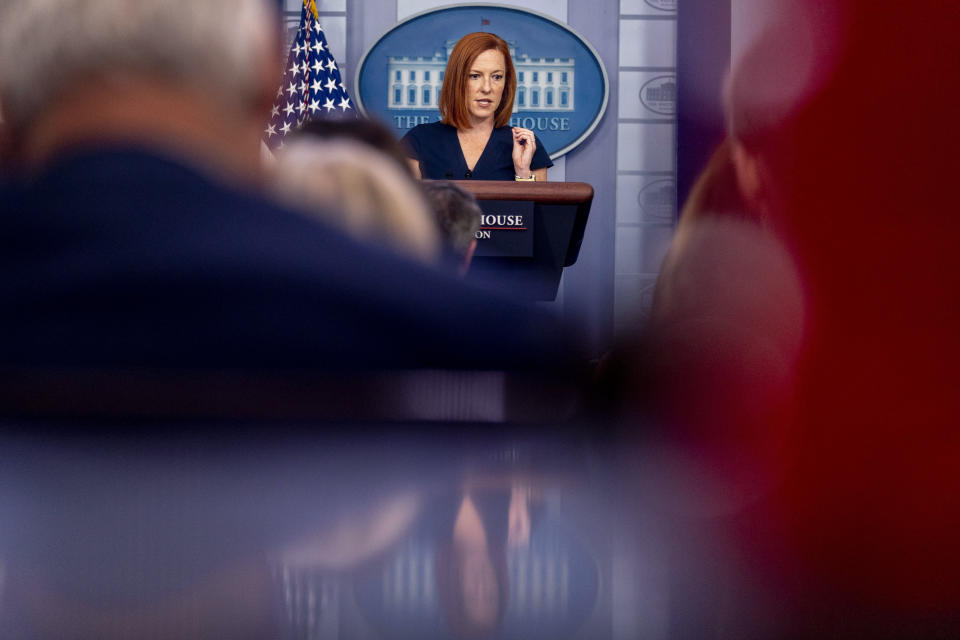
[263,12,354,151]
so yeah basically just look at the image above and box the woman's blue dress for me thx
[401,121,553,180]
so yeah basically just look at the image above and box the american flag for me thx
[263,0,353,150]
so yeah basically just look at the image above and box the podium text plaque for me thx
[441,180,593,301]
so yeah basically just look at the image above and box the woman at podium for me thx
[402,32,553,182]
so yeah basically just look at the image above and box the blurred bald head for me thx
[0,0,280,174]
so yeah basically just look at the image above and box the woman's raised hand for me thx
[511,127,536,177]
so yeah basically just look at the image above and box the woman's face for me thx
[465,49,506,125]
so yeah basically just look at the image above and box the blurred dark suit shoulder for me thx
[0,147,571,372]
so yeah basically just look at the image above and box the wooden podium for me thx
[446,180,593,301]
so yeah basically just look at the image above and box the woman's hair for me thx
[439,32,516,130]
[271,139,440,264]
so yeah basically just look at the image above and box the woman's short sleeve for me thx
[531,134,554,171]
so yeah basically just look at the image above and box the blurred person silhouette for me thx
[629,3,960,637]
[648,131,805,436]
[606,15,824,640]
[631,15,815,432]
[420,180,482,276]
[0,0,581,637]
[271,138,441,264]
[739,3,960,634]
[633,23,809,520]
[0,0,575,375]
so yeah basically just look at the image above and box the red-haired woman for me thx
[401,32,552,182]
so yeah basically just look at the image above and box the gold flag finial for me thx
[302,0,318,21]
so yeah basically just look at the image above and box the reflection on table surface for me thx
[1,429,671,639]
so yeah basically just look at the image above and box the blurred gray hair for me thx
[420,181,482,256]
[0,0,276,131]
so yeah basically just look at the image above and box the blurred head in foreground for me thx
[271,138,441,264]
[0,0,280,178]
[420,180,482,276]
[642,25,811,520]
[721,14,840,235]
[295,115,416,179]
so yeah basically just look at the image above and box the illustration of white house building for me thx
[387,41,575,111]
